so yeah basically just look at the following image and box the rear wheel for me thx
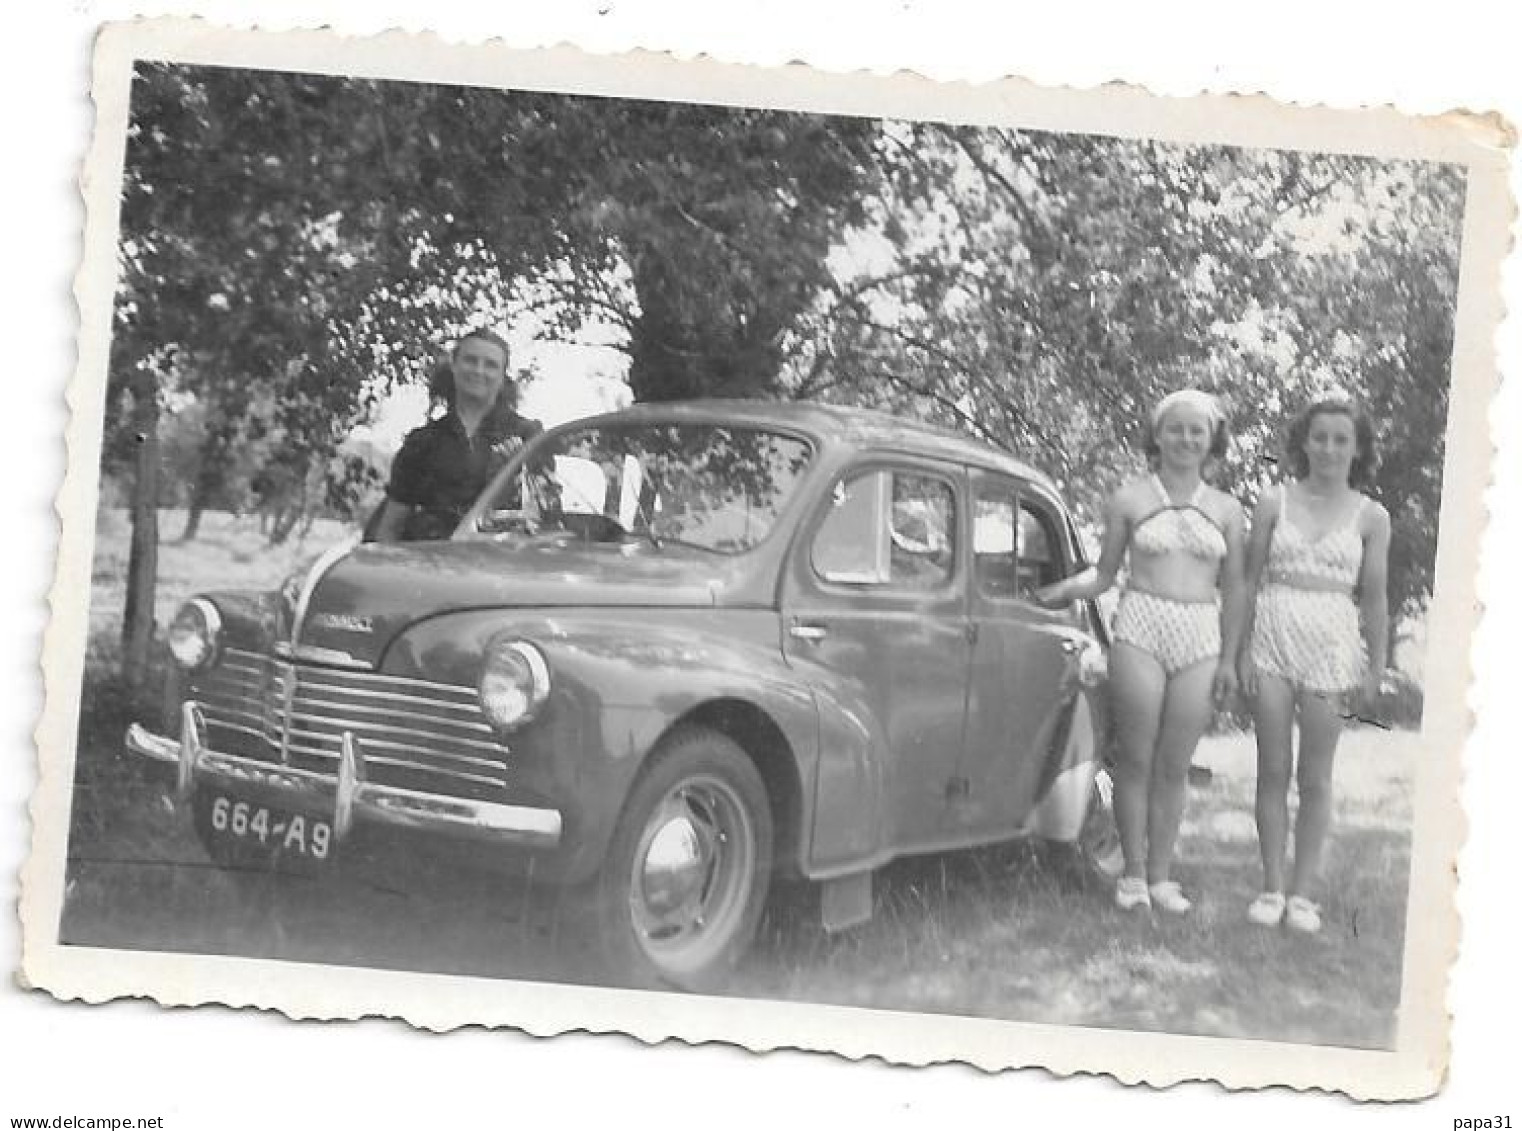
[1076,768,1124,887]
[588,726,773,992]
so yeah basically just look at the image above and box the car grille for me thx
[188,647,509,802]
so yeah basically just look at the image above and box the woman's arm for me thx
[1213,497,1249,705]
[1035,488,1129,606]
[1235,488,1278,694]
[1357,500,1393,706]
[372,427,430,543]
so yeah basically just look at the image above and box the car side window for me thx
[813,468,956,590]
[1016,497,1067,596]
[973,482,1019,599]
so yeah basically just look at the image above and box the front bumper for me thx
[126,701,563,849]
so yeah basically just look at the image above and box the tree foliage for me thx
[790,124,1462,616]
[107,65,1462,674]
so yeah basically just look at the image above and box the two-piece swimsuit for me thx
[1112,475,1228,675]
[1249,486,1367,695]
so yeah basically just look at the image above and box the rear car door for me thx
[952,473,1093,835]
[781,459,972,854]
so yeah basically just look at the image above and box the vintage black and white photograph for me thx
[21,18,1509,1098]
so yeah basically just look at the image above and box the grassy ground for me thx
[62,507,1414,1048]
[735,727,1412,1047]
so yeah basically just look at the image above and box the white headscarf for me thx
[1150,388,1224,431]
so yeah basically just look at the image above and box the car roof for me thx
[563,399,1060,495]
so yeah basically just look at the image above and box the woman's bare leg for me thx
[1289,689,1346,897]
[1146,660,1216,885]
[1108,641,1166,880]
[1251,673,1297,894]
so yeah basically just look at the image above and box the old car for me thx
[126,400,1117,990]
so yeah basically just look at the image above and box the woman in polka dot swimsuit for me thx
[1037,390,1248,915]
[1239,399,1392,934]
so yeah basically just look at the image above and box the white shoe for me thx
[1247,891,1286,926]
[1285,895,1322,933]
[1148,881,1192,914]
[1115,876,1151,911]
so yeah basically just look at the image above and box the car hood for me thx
[294,539,757,666]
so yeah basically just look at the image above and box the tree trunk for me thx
[181,430,231,542]
[180,495,205,542]
[121,373,161,697]
[625,255,788,404]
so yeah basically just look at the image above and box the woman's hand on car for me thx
[489,436,525,467]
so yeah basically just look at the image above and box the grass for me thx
[62,506,1415,1048]
[733,727,1413,1047]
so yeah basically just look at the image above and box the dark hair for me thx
[428,328,516,412]
[1142,400,1231,467]
[1284,398,1378,487]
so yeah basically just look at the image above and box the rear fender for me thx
[1021,685,1106,842]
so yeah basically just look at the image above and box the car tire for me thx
[588,725,773,992]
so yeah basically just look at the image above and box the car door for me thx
[781,459,972,855]
[952,472,1093,835]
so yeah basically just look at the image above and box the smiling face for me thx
[1153,402,1215,472]
[451,335,510,409]
[1302,409,1360,485]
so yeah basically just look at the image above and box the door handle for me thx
[789,622,828,643]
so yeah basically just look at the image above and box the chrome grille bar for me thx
[188,647,509,799]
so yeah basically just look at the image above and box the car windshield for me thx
[468,422,814,554]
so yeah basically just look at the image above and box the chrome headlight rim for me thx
[478,636,551,732]
[167,598,223,672]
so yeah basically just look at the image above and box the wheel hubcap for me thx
[639,811,709,923]
[629,778,753,969]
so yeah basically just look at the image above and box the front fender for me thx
[785,658,890,877]
[384,608,818,882]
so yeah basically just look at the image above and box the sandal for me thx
[1115,876,1151,911]
[1247,891,1286,926]
[1148,881,1192,914]
[1285,895,1322,934]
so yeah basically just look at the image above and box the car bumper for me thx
[125,701,563,850]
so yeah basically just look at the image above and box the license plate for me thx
[206,794,333,861]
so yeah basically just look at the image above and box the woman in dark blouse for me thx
[370,328,542,542]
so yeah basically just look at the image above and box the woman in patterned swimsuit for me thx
[1239,399,1391,933]
[1038,390,1247,913]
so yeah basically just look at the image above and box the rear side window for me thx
[973,477,1068,600]
[1016,498,1066,594]
[813,468,956,590]
[973,483,1019,598]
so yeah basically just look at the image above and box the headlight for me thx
[478,637,550,732]
[167,599,222,672]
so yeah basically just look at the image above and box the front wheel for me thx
[589,726,773,992]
